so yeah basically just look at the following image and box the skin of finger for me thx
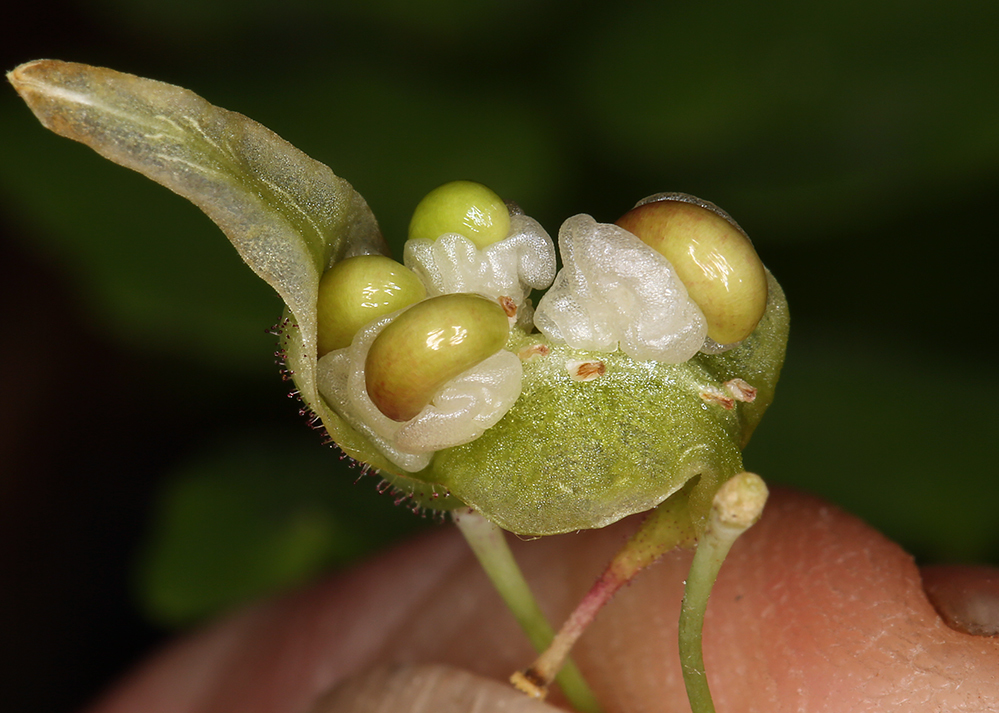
[83,488,999,713]
[310,664,565,713]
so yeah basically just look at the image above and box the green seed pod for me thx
[12,61,789,537]
[16,66,795,713]
[365,294,511,422]
[316,255,426,356]
[616,195,768,345]
[408,180,511,249]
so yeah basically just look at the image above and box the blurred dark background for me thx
[2,1,998,711]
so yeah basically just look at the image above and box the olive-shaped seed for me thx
[317,255,426,356]
[365,294,510,422]
[616,199,768,344]
[408,180,511,249]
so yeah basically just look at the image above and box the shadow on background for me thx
[2,1,997,711]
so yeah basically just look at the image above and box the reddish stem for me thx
[512,484,697,696]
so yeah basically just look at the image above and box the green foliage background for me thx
[1,1,997,710]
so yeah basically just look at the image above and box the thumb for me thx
[86,487,999,713]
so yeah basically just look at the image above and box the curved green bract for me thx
[8,59,414,491]
[11,60,790,535]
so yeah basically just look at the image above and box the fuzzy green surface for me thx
[414,274,788,535]
[432,341,743,535]
[301,274,788,534]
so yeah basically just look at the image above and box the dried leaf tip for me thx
[7,60,43,101]
[7,58,45,84]
[8,59,84,107]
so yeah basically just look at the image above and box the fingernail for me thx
[921,564,999,636]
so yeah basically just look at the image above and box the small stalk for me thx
[678,472,768,713]
[511,483,697,700]
[452,508,603,713]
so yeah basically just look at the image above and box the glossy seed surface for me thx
[316,255,426,356]
[616,199,767,345]
[408,180,511,249]
[365,294,510,421]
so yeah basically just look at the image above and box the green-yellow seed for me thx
[408,180,511,249]
[365,294,510,422]
[316,255,426,356]
[616,199,768,345]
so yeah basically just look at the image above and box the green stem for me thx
[678,472,769,713]
[452,508,603,713]
[511,482,697,702]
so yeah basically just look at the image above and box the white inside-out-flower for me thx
[534,214,708,363]
[403,213,556,325]
[316,307,523,473]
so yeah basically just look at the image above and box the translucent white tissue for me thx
[403,214,556,311]
[317,308,522,472]
[534,214,708,363]
[393,350,522,454]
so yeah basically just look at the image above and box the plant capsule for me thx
[365,293,511,422]
[316,255,426,356]
[408,180,511,249]
[616,197,768,345]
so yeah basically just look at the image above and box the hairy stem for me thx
[679,472,768,713]
[452,508,603,713]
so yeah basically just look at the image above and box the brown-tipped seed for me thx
[316,255,427,356]
[365,294,511,422]
[616,198,768,345]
